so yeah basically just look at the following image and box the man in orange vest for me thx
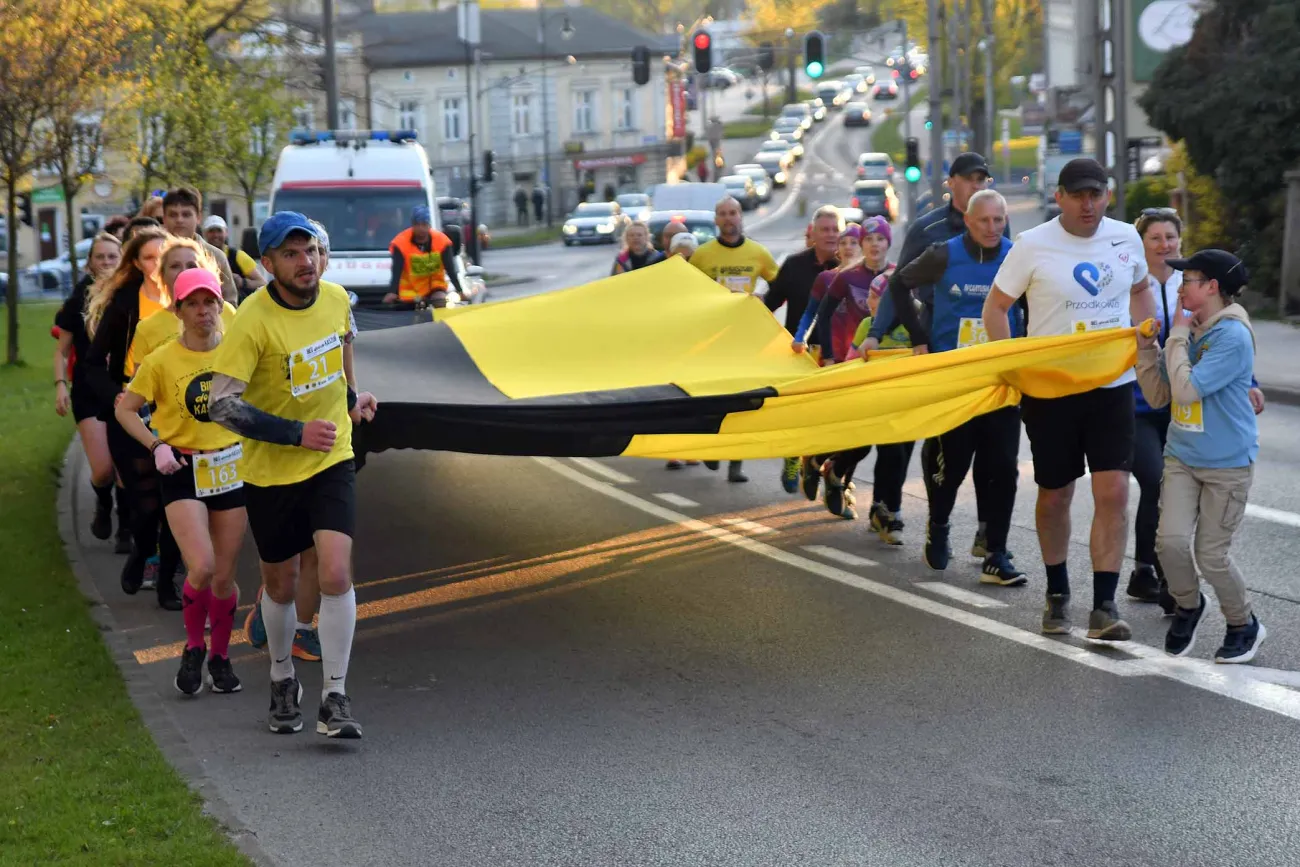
[383,205,461,307]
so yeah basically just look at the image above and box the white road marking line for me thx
[1246,504,1300,529]
[569,458,636,484]
[720,518,777,535]
[914,582,1010,609]
[655,493,700,508]
[803,545,879,568]
[543,456,1300,723]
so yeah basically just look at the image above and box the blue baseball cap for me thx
[258,211,322,255]
[411,205,432,225]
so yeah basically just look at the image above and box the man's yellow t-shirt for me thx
[128,301,237,376]
[128,338,239,453]
[688,237,779,295]
[213,282,355,487]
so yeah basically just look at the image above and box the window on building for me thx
[293,104,315,130]
[74,118,105,173]
[249,121,275,157]
[398,99,421,137]
[338,98,357,130]
[511,93,532,136]
[573,89,596,134]
[442,97,464,142]
[616,88,635,131]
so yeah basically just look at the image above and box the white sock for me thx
[295,620,313,632]
[318,588,356,700]
[262,594,297,682]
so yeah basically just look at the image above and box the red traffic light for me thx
[693,32,710,50]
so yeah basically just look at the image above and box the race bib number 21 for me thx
[289,332,343,398]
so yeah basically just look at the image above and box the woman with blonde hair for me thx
[54,232,126,547]
[611,221,664,275]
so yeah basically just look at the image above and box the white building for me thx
[362,7,677,225]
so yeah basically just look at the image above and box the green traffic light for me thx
[904,166,922,183]
[806,61,824,79]
[924,120,933,130]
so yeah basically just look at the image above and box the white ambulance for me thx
[268,130,483,305]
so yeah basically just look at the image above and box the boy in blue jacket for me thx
[1136,249,1264,664]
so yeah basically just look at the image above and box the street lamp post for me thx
[537,6,574,228]
[784,27,796,105]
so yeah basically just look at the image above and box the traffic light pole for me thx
[899,18,917,222]
[927,0,946,205]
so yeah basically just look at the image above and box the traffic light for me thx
[18,192,33,227]
[482,149,495,183]
[758,41,775,72]
[804,31,825,79]
[692,30,712,74]
[632,45,650,86]
[904,138,922,183]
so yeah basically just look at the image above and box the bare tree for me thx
[45,97,111,284]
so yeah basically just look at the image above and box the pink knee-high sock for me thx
[181,583,209,651]
[208,588,238,659]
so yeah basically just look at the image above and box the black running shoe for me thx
[980,551,1027,586]
[923,521,951,571]
[703,461,720,471]
[207,656,242,694]
[1157,579,1176,617]
[727,461,748,483]
[91,498,113,541]
[823,472,846,516]
[268,677,304,734]
[1165,593,1206,657]
[1215,615,1267,665]
[120,548,146,595]
[800,457,821,501]
[317,692,363,739]
[114,524,133,555]
[1125,565,1161,602]
[174,645,205,696]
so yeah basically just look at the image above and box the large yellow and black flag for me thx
[354,256,1138,460]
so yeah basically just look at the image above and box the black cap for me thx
[1167,249,1249,295]
[1057,158,1109,193]
[949,152,990,178]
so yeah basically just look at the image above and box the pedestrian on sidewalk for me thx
[1137,249,1267,664]
[514,188,529,227]
[532,187,545,223]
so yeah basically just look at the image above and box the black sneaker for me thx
[1157,579,1176,617]
[800,457,821,501]
[823,471,846,516]
[727,461,748,483]
[120,548,146,595]
[174,645,205,696]
[1215,615,1266,665]
[1165,593,1206,657]
[207,656,242,694]
[114,524,133,555]
[1042,594,1071,634]
[1126,565,1161,603]
[317,692,363,739]
[980,551,1027,587]
[704,461,720,471]
[1087,601,1132,642]
[268,677,304,734]
[923,521,951,571]
[91,498,113,540]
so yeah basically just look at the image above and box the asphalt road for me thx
[69,97,1300,867]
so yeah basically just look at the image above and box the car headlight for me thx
[562,224,577,234]
[597,223,614,233]
[774,171,787,183]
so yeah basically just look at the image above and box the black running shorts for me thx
[243,460,356,564]
[1020,385,1135,490]
[159,449,247,511]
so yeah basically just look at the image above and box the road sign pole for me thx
[928,0,945,203]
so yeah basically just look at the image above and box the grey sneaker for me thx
[1042,594,1071,634]
[317,692,363,739]
[1087,601,1132,642]
[268,677,303,734]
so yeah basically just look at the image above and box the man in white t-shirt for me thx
[982,158,1156,641]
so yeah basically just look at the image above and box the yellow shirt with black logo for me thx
[128,302,238,376]
[225,246,260,279]
[127,339,237,452]
[213,282,355,487]
[688,238,780,295]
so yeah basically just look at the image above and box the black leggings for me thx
[105,415,182,582]
[921,406,1020,552]
[829,441,916,513]
[1132,410,1170,572]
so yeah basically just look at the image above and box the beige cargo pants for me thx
[1155,456,1254,626]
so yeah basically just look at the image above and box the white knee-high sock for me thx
[318,587,356,699]
[262,594,297,682]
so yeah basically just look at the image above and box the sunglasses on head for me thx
[1140,207,1178,217]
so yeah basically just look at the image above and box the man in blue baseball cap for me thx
[210,210,377,739]
[384,203,461,307]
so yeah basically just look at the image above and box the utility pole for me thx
[785,27,797,105]
[538,5,553,227]
[980,0,995,161]
[1096,0,1127,214]
[460,0,480,260]
[927,0,944,203]
[961,0,973,150]
[322,0,339,129]
[945,0,958,161]
[899,17,916,223]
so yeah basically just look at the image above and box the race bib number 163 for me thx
[289,332,343,398]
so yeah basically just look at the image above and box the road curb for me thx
[56,441,279,867]
[1261,384,1300,408]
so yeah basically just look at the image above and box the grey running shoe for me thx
[317,692,363,739]
[1042,594,1071,635]
[1087,601,1132,642]
[970,529,988,559]
[269,677,303,734]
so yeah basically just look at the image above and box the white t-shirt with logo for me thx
[995,216,1148,387]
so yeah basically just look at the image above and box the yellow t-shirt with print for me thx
[688,238,779,295]
[127,339,238,453]
[213,282,355,487]
[128,302,238,376]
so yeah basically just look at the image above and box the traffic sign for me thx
[31,186,64,204]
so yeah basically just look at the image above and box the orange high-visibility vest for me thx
[390,227,453,301]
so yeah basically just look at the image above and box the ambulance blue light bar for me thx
[289,130,419,146]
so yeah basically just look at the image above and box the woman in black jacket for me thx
[82,226,182,608]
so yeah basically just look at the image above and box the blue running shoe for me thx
[244,586,267,649]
